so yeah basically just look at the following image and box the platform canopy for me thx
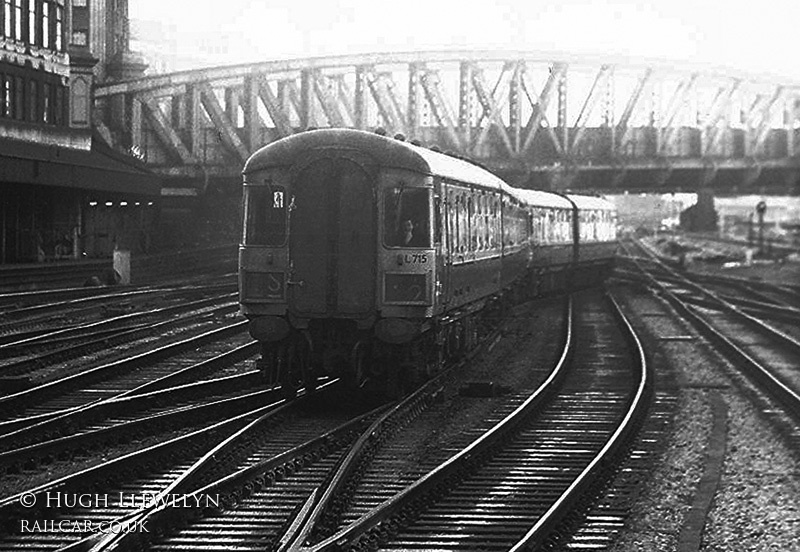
[0,135,161,197]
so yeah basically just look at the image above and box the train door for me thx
[289,157,376,317]
[441,183,458,307]
[434,183,446,309]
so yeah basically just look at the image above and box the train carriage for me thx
[239,129,616,395]
[565,194,618,286]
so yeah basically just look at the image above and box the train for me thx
[239,129,617,395]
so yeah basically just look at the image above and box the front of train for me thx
[239,130,437,393]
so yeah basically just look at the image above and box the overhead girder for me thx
[520,63,566,156]
[312,71,348,128]
[571,65,612,155]
[138,92,196,164]
[557,67,568,150]
[94,118,115,146]
[786,96,798,157]
[198,82,249,163]
[470,62,515,156]
[420,69,462,150]
[333,74,356,127]
[509,60,523,152]
[256,77,294,138]
[457,62,472,142]
[616,68,653,154]
[658,74,698,155]
[364,67,405,134]
[91,52,800,182]
[354,66,368,129]
[242,76,260,149]
[280,79,302,121]
[702,80,741,156]
[747,87,784,156]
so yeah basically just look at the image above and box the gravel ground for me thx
[702,397,800,551]
[609,282,800,552]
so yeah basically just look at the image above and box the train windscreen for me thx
[383,187,431,248]
[244,184,287,246]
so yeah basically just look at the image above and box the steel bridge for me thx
[93,51,800,195]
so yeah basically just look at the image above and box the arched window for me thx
[71,77,88,124]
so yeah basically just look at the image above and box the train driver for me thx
[385,186,430,247]
[401,219,415,246]
[399,219,426,247]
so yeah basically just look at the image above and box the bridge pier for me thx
[680,187,718,232]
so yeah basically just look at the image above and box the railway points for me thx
[3,0,800,548]
[0,234,798,551]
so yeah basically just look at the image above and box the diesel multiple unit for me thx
[239,129,617,394]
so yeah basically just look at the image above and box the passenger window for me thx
[458,193,468,253]
[384,186,431,248]
[434,194,442,245]
[487,196,496,249]
[449,190,458,254]
[245,184,286,246]
[482,196,490,250]
[468,195,477,251]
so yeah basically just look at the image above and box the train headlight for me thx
[383,273,428,304]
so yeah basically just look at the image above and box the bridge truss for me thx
[94,51,800,192]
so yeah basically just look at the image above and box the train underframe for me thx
[256,304,501,398]
[255,258,614,397]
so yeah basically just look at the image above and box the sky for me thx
[128,0,800,83]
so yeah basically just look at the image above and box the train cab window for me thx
[384,186,431,248]
[244,184,287,246]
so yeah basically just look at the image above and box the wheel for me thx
[348,340,370,389]
[425,343,444,379]
[280,338,309,399]
[257,344,284,387]
[299,332,317,394]
[446,322,464,359]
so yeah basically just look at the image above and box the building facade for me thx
[0,0,159,264]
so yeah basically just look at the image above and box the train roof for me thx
[244,128,510,191]
[565,194,616,211]
[244,130,615,213]
[513,189,573,209]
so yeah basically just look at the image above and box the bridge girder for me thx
[92,51,800,193]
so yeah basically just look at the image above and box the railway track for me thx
[615,263,800,331]
[617,244,800,329]
[0,373,273,489]
[620,240,800,447]
[0,291,240,379]
[0,379,383,552]
[628,237,800,306]
[86,291,652,552]
[0,281,237,346]
[0,321,255,433]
